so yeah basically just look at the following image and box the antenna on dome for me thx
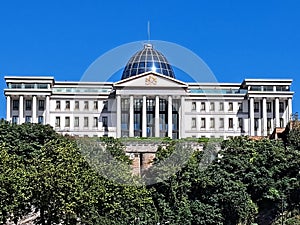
[147,21,151,43]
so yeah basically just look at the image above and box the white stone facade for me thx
[4,73,293,139]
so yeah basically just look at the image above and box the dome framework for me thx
[121,43,175,80]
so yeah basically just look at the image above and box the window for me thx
[238,103,242,112]
[254,118,259,131]
[25,100,32,110]
[267,102,272,112]
[279,102,284,113]
[13,100,19,110]
[238,118,243,129]
[84,101,89,110]
[38,100,45,110]
[201,118,206,128]
[219,118,224,128]
[219,102,224,111]
[210,118,215,128]
[210,102,215,111]
[75,101,79,110]
[65,101,70,110]
[38,116,43,124]
[12,116,18,124]
[93,101,98,110]
[201,102,205,111]
[102,116,108,127]
[122,99,130,111]
[84,117,89,127]
[254,102,259,112]
[191,102,196,111]
[267,118,272,130]
[191,118,196,128]
[228,118,233,129]
[65,117,70,127]
[74,117,79,127]
[93,117,98,127]
[228,102,233,111]
[56,101,61,110]
[55,117,60,127]
[25,116,31,123]
[103,101,108,110]
[280,118,284,127]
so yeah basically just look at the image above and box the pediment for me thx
[113,72,187,89]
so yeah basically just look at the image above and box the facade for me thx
[4,44,294,139]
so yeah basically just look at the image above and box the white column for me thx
[275,98,279,127]
[249,97,254,136]
[19,95,24,124]
[116,95,121,138]
[32,95,37,123]
[6,96,11,122]
[129,96,134,137]
[168,96,173,138]
[46,96,50,124]
[288,98,292,121]
[142,96,147,137]
[155,96,160,137]
[180,96,185,139]
[262,98,267,136]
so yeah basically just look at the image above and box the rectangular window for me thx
[25,116,31,123]
[25,100,32,110]
[238,118,243,128]
[13,100,19,110]
[102,116,108,127]
[103,101,108,110]
[267,102,272,112]
[267,118,272,130]
[201,102,205,111]
[280,118,284,127]
[65,101,70,110]
[210,102,215,111]
[38,100,45,110]
[201,118,206,128]
[55,117,60,127]
[74,117,79,127]
[84,117,89,127]
[75,101,79,110]
[219,102,224,111]
[159,99,166,111]
[191,102,196,111]
[122,98,130,111]
[65,117,70,127]
[254,118,259,131]
[228,102,233,111]
[93,117,98,127]
[254,102,259,112]
[84,101,89,110]
[219,118,224,128]
[93,101,98,110]
[228,118,233,129]
[210,118,215,128]
[238,103,242,112]
[56,101,61,110]
[38,116,43,124]
[191,118,196,128]
[12,116,18,124]
[279,102,284,113]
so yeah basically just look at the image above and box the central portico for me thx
[114,72,187,139]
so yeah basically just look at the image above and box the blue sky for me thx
[0,0,300,118]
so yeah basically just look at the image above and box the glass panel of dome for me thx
[140,56,146,60]
[131,69,137,75]
[153,55,158,60]
[161,63,167,69]
[132,63,138,68]
[146,62,153,68]
[138,69,145,74]
[154,62,160,68]
[138,62,145,68]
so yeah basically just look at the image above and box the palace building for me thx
[4,44,294,139]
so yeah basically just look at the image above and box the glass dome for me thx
[121,43,175,80]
